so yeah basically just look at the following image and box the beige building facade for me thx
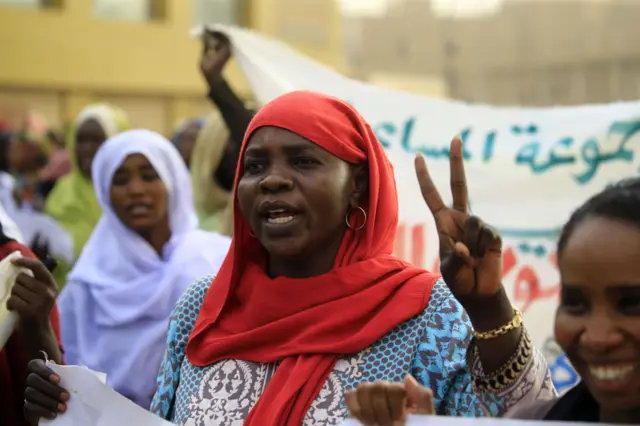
[346,0,640,106]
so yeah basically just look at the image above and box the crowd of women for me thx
[1,32,639,426]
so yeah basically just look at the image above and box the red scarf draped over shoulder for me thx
[187,91,438,425]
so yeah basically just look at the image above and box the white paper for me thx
[39,364,173,426]
[339,415,609,426]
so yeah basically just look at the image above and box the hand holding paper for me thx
[38,363,173,426]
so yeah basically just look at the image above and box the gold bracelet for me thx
[471,307,523,340]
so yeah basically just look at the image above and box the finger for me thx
[404,375,435,415]
[25,385,66,413]
[463,216,484,258]
[345,390,362,420]
[209,30,230,45]
[370,382,393,425]
[439,233,466,280]
[385,383,407,423]
[414,153,446,218]
[12,258,51,282]
[439,252,468,288]
[477,224,501,257]
[437,232,456,258]
[356,383,376,425]
[454,242,474,268]
[28,359,61,384]
[6,294,29,313]
[15,272,56,296]
[25,372,68,402]
[476,234,504,294]
[24,400,57,422]
[449,137,469,213]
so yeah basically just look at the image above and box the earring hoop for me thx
[345,206,367,231]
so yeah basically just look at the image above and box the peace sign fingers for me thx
[414,136,470,219]
[414,153,447,220]
[449,137,469,213]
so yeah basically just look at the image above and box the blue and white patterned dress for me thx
[150,275,555,425]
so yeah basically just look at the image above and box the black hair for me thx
[0,131,11,172]
[557,177,640,257]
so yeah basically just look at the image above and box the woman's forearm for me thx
[22,323,62,364]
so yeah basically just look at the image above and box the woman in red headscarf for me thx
[23,91,553,425]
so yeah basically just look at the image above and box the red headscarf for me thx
[187,91,438,425]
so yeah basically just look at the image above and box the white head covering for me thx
[74,104,124,138]
[0,201,23,244]
[58,129,231,408]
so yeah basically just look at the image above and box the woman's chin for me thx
[261,237,309,260]
[128,219,160,235]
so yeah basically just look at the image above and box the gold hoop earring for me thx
[345,206,367,231]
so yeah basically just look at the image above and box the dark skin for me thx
[75,119,107,178]
[201,30,251,192]
[23,154,172,422]
[556,216,640,424]
[6,257,62,365]
[347,137,520,424]
[237,126,367,278]
[109,153,171,256]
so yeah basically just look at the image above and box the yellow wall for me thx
[0,0,344,133]
[244,0,344,73]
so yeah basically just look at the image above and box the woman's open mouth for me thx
[267,209,295,225]
[127,203,152,217]
[586,363,640,393]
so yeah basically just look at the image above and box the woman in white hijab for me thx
[56,129,231,409]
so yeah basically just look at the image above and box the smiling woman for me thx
[21,129,231,417]
[505,177,640,423]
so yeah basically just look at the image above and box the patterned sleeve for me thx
[149,275,215,420]
[411,279,556,416]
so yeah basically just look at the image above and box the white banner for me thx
[206,24,640,393]
[339,416,613,426]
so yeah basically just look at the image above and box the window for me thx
[193,0,240,26]
[93,0,160,22]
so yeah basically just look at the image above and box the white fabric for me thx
[0,173,23,243]
[0,172,74,263]
[0,201,24,244]
[59,129,231,408]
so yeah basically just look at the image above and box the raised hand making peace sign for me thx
[414,137,522,373]
[414,137,503,300]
